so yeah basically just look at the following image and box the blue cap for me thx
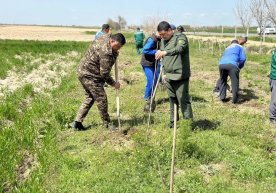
[170,24,176,30]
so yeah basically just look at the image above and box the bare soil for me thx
[0,25,96,41]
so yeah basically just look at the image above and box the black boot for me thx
[72,121,87,131]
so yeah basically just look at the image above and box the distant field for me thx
[0,25,97,41]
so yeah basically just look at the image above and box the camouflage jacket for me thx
[78,34,117,86]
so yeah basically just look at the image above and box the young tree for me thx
[249,0,268,29]
[118,16,127,29]
[264,0,276,25]
[107,18,120,31]
[142,14,170,34]
[234,0,252,35]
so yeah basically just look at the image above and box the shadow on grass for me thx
[192,119,220,131]
[237,88,259,104]
[156,98,169,105]
[191,96,208,103]
[114,114,154,128]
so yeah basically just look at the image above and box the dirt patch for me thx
[200,162,228,183]
[89,128,137,151]
[16,151,38,185]
[0,25,96,41]
[192,71,219,85]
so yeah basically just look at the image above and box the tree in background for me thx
[249,0,268,29]
[234,0,252,36]
[118,16,127,29]
[264,0,276,25]
[142,14,170,34]
[107,16,127,31]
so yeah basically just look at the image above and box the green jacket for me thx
[160,32,190,80]
[270,48,276,80]
[134,31,145,43]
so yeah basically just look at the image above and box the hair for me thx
[102,24,110,30]
[177,25,184,32]
[137,27,140,31]
[157,21,171,32]
[111,33,126,45]
[231,39,239,44]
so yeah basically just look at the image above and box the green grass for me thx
[0,35,276,192]
[0,40,88,79]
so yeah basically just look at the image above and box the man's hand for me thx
[113,82,120,89]
[155,50,167,60]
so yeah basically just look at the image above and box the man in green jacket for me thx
[134,27,145,54]
[269,48,276,124]
[155,21,193,128]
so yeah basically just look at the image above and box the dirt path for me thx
[0,25,96,41]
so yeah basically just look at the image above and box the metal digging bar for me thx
[115,59,121,130]
[146,63,163,139]
[170,103,177,193]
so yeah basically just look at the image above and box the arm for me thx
[155,34,188,59]
[238,47,246,69]
[165,34,188,56]
[99,53,116,86]
[142,38,157,55]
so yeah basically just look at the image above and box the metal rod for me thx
[115,59,121,130]
[170,103,177,193]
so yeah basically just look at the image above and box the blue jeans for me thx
[142,64,161,100]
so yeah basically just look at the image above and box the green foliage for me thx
[84,31,97,35]
[0,40,88,78]
[1,35,276,192]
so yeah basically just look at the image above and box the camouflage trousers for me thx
[75,76,110,123]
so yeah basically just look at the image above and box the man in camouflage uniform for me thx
[155,21,193,128]
[72,33,126,130]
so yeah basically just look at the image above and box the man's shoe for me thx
[72,121,87,131]
[169,121,174,129]
[104,122,117,131]
[144,100,156,113]
[270,119,276,124]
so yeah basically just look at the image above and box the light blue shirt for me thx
[95,31,104,40]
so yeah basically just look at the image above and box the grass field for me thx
[0,32,276,193]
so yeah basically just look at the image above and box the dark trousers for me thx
[166,79,193,121]
[219,64,240,103]
[135,42,143,54]
[269,79,276,120]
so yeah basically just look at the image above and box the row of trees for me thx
[235,0,276,35]
[107,16,127,31]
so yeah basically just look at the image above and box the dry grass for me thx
[0,25,96,41]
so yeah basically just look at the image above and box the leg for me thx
[175,79,193,119]
[75,77,95,122]
[269,79,276,120]
[214,78,221,92]
[136,43,140,54]
[78,77,110,123]
[166,80,179,125]
[91,84,110,123]
[219,65,229,101]
[228,66,240,103]
[143,66,155,100]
